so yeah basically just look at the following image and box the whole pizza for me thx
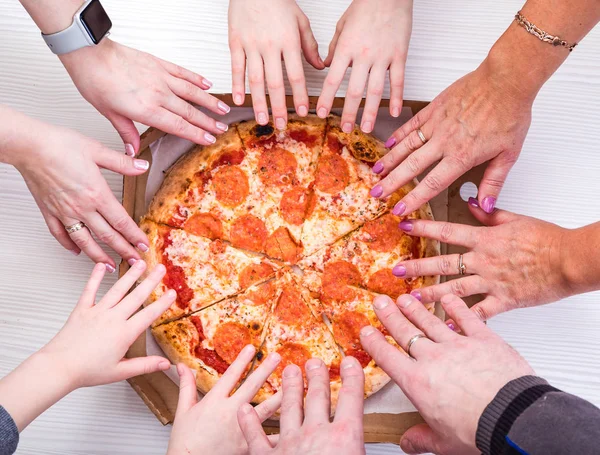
[141,114,439,412]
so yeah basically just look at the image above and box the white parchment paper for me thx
[144,106,419,414]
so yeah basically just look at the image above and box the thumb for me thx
[467,199,519,227]
[93,147,150,176]
[324,22,343,67]
[175,363,198,416]
[400,423,448,454]
[298,14,324,69]
[477,154,517,213]
[108,112,141,156]
[114,356,170,382]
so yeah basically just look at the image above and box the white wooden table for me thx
[1,1,599,454]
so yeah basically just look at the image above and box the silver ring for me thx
[416,128,427,144]
[458,254,466,276]
[65,222,86,234]
[406,333,427,359]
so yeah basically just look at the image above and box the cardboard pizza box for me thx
[121,94,485,443]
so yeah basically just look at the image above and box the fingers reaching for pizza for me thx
[167,346,282,455]
[228,0,324,128]
[237,357,366,455]
[393,202,580,321]
[360,293,535,455]
[316,0,412,133]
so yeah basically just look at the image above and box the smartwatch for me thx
[41,0,112,55]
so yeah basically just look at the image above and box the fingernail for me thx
[257,112,268,125]
[133,259,146,269]
[243,344,256,355]
[137,243,149,252]
[127,258,137,266]
[342,122,353,133]
[468,197,480,208]
[392,264,406,277]
[216,122,228,132]
[317,107,328,118]
[341,356,357,369]
[134,159,149,170]
[176,363,184,376]
[400,437,415,453]
[275,117,286,130]
[447,322,456,331]
[204,133,216,144]
[218,101,230,114]
[166,289,177,299]
[69,250,80,257]
[297,105,308,117]
[391,107,400,118]
[269,352,281,363]
[240,403,253,415]
[125,143,135,157]
[159,360,170,370]
[392,202,407,216]
[361,121,373,133]
[397,294,413,308]
[202,78,213,88]
[373,295,391,309]
[373,162,384,174]
[398,220,413,232]
[410,290,422,301]
[283,365,300,377]
[482,196,496,214]
[234,93,243,105]
[360,326,376,337]
[105,264,116,274]
[305,358,323,371]
[370,185,383,198]
[384,136,397,148]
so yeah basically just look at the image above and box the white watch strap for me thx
[41,0,95,55]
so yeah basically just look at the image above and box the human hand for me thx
[238,357,366,455]
[167,346,282,455]
[361,293,534,454]
[40,260,175,390]
[393,203,571,321]
[228,0,324,128]
[370,59,533,216]
[14,123,152,269]
[59,39,229,154]
[317,0,412,133]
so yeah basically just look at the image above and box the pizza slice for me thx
[152,279,280,395]
[141,218,279,325]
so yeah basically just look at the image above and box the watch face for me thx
[80,0,112,44]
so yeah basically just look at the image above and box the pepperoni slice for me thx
[315,153,350,194]
[213,166,249,207]
[362,214,403,252]
[194,346,230,374]
[346,348,372,368]
[211,149,245,169]
[213,321,252,365]
[258,148,297,187]
[275,342,312,377]
[329,362,341,380]
[194,169,212,189]
[333,311,370,352]
[161,231,194,309]
[239,262,275,289]
[244,280,277,306]
[209,239,228,255]
[184,213,223,240]
[321,261,362,302]
[289,128,319,148]
[230,214,268,252]
[275,284,311,325]
[264,227,300,264]
[367,269,409,300]
[281,188,310,225]
[326,133,344,154]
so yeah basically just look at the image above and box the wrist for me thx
[59,36,113,68]
[0,107,45,169]
[559,224,600,296]
[35,347,80,394]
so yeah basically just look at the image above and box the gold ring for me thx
[65,222,86,234]
[406,333,427,359]
[458,254,466,276]
[416,129,427,144]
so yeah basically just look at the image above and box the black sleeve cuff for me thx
[475,375,559,455]
[0,405,19,455]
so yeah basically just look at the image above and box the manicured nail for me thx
[275,117,286,130]
[305,358,323,371]
[125,143,135,157]
[361,121,373,133]
[234,93,243,105]
[216,122,228,132]
[447,322,456,331]
[468,197,480,208]
[137,243,149,252]
[127,258,137,266]
[384,136,397,148]
[159,360,170,370]
[134,159,149,170]
[482,196,496,214]
[297,105,308,117]
[398,220,413,232]
[204,133,216,144]
[397,294,413,308]
[105,264,116,274]
[410,290,422,301]
[370,185,383,198]
[391,107,400,118]
[373,295,391,309]
[69,250,80,257]
[217,101,230,114]
[392,264,406,277]
[317,107,328,118]
[373,162,384,174]
[342,356,357,369]
[240,403,253,415]
[202,78,213,88]
[342,122,352,133]
[283,365,300,377]
[133,259,146,269]
[257,112,268,125]
[360,326,376,337]
[392,202,407,216]
[269,352,281,363]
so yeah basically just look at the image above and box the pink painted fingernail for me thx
[257,112,268,125]
[105,264,116,274]
[447,323,456,331]
[370,185,383,198]
[217,101,230,114]
[392,264,406,277]
[137,243,149,252]
[342,122,353,133]
[204,133,216,144]
[125,143,136,157]
[361,121,373,133]
[134,159,149,170]
[373,162,384,174]
[317,107,328,118]
[127,258,137,266]
[410,290,422,301]
[391,107,400,118]
[398,220,413,232]
[234,94,243,105]
[297,105,308,117]
[385,136,397,148]
[216,122,228,132]
[468,197,480,208]
[275,117,286,130]
[482,196,496,214]
[392,202,407,216]
[202,78,213,88]
[69,250,81,257]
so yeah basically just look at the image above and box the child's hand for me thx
[41,260,175,388]
[167,345,282,455]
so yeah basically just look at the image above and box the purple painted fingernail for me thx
[410,290,422,301]
[447,323,456,331]
[468,197,480,208]
[392,264,406,277]
[398,220,413,232]
[373,162,384,174]
[370,185,383,198]
[392,202,407,216]
[482,196,496,214]
[384,136,397,148]
[137,243,149,252]
[125,143,135,157]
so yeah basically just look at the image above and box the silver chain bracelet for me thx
[514,11,577,52]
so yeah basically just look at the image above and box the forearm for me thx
[0,105,45,168]
[561,222,600,296]
[0,349,75,432]
[19,0,85,34]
